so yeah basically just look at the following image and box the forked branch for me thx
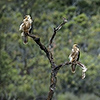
[49,18,67,48]
[25,18,87,100]
[27,34,55,67]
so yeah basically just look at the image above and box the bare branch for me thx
[25,18,87,100]
[47,61,72,100]
[54,61,87,79]
[46,60,87,100]
[47,71,57,100]
[26,33,57,100]
[27,34,56,67]
[49,18,67,48]
[54,61,71,72]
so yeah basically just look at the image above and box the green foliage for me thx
[74,13,88,27]
[0,0,100,99]
[57,93,100,100]
[57,92,79,100]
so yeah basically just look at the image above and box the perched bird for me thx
[69,44,80,73]
[19,15,33,44]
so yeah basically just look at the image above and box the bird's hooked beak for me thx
[25,16,28,20]
[24,15,29,20]
[24,15,27,19]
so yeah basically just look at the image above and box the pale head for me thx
[23,15,32,23]
[24,15,31,20]
[73,44,79,48]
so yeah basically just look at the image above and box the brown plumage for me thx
[19,15,33,44]
[69,44,80,73]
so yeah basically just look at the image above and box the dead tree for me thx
[25,18,87,100]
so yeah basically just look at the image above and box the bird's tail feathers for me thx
[24,36,28,44]
[71,64,76,73]
[22,34,28,44]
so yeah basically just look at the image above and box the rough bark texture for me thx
[26,18,87,100]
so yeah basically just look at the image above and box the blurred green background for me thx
[0,0,100,100]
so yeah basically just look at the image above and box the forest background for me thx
[0,0,100,100]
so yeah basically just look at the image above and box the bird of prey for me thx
[19,15,33,44]
[69,44,80,73]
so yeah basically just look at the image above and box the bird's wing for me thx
[29,22,33,33]
[69,49,74,57]
[70,49,80,62]
[19,23,24,31]
[76,50,80,61]
[69,49,75,62]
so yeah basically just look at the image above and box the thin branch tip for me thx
[63,17,68,23]
[49,18,67,48]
